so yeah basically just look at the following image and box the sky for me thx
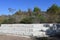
[0,0,60,15]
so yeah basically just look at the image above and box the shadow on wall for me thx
[46,23,60,37]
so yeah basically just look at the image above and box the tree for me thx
[33,7,41,14]
[36,14,47,23]
[46,4,60,23]
[47,4,60,15]
[8,8,16,13]
[27,8,32,16]
[14,9,22,15]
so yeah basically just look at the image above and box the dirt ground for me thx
[0,35,33,40]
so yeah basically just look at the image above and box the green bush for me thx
[20,17,33,24]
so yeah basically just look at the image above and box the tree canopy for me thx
[33,7,41,13]
[46,4,60,23]
[47,4,60,15]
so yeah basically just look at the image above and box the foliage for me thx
[20,17,33,24]
[8,8,16,13]
[27,8,32,16]
[14,9,22,15]
[46,4,60,22]
[47,4,60,15]
[36,14,47,23]
[33,7,41,13]
[0,18,5,24]
[2,18,16,24]
[0,4,60,23]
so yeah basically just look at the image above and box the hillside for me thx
[0,4,60,24]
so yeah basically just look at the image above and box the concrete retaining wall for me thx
[0,24,53,37]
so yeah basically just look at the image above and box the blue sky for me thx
[0,0,60,15]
